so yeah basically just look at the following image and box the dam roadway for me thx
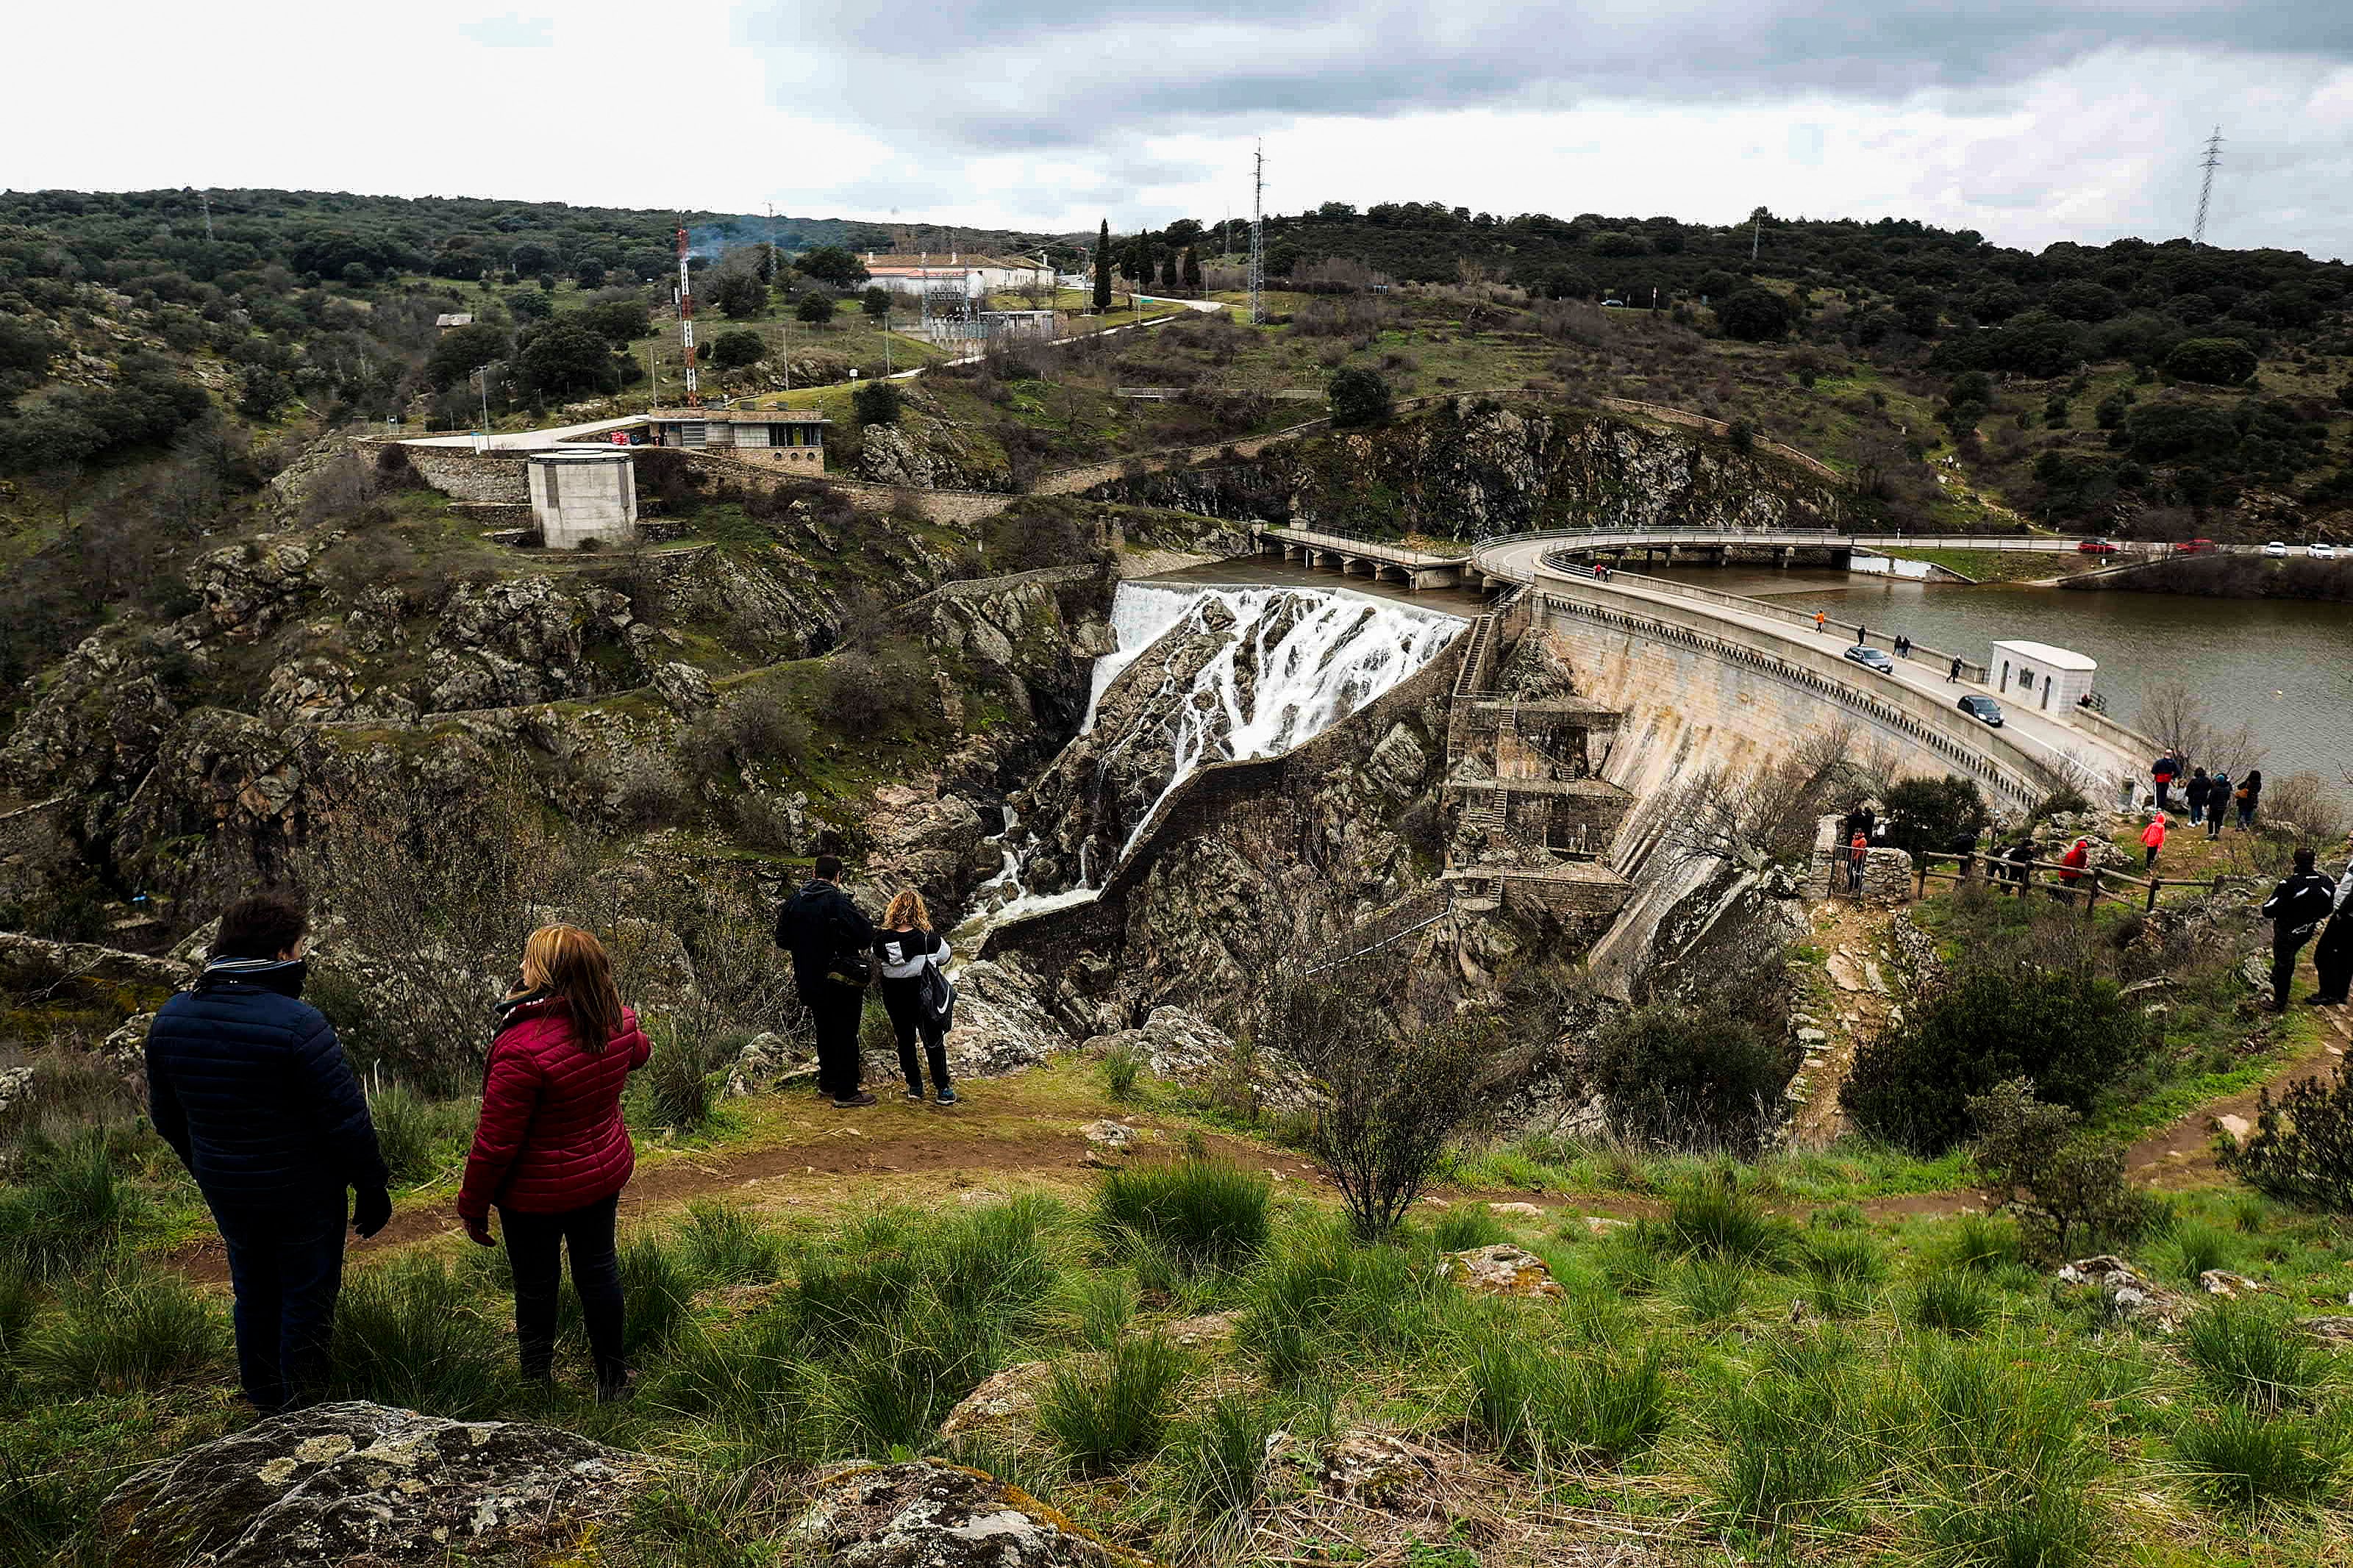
[1249,524,2149,806]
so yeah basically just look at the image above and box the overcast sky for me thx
[8,2,2350,259]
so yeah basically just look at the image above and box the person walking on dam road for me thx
[1947,655,1963,682]
[778,853,878,1108]
[143,892,391,1413]
[457,924,650,1401]
[875,889,957,1105]
[2261,850,2337,1013]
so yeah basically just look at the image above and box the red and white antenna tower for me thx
[676,221,701,407]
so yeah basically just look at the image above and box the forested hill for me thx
[1256,203,2349,362]
[0,188,1068,284]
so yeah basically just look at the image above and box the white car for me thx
[2263,541,2289,557]
[2308,542,2338,559]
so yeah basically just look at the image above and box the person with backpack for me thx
[457,925,650,1400]
[2204,771,2230,840]
[2310,832,2353,1007]
[874,889,957,1105]
[2260,849,2338,1012]
[2184,766,2212,827]
[144,892,391,1413]
[777,854,878,1109]
[2235,769,2263,831]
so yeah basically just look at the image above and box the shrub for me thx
[1882,775,1990,858]
[1093,1160,1271,1277]
[1038,1333,1189,1475]
[2218,1067,2353,1211]
[1908,1271,1997,1336]
[2182,1298,2332,1411]
[1841,966,2145,1156]
[1967,1079,2152,1264]
[1327,368,1392,429]
[638,1016,732,1134]
[2173,1404,2345,1516]
[25,1264,227,1392]
[1584,1003,1791,1155]
[678,1202,785,1287]
[2164,337,2259,386]
[851,377,901,426]
[368,1084,475,1187]
[332,1257,508,1416]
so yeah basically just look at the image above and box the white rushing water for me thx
[953,581,1463,954]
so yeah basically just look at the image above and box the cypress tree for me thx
[1093,221,1113,314]
[1160,251,1179,289]
[1182,246,1202,293]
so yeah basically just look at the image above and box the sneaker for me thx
[935,1088,958,1106]
[832,1091,879,1109]
[595,1372,635,1405]
[905,1088,926,1102]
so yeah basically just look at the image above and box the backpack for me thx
[918,953,956,1029]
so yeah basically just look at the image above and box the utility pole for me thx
[2193,126,2224,245]
[199,190,213,243]
[1751,210,1762,263]
[474,362,496,442]
[1249,141,1266,326]
[675,220,699,407]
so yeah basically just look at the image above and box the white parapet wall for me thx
[529,451,638,550]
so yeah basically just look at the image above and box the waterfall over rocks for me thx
[963,582,1460,923]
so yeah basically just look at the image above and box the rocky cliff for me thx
[1082,397,1848,539]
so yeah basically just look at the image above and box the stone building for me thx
[527,451,637,550]
[643,408,829,473]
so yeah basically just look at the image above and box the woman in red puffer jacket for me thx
[457,924,650,1400]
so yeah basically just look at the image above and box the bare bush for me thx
[2260,773,2347,841]
[1660,726,1889,872]
[2138,679,2266,778]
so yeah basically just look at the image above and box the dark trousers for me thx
[214,1188,347,1412]
[2238,802,2256,829]
[500,1193,623,1385]
[2155,781,2171,811]
[2313,915,2351,1004]
[801,981,865,1099]
[880,981,951,1095]
[2271,932,2313,1011]
[2207,813,2224,840]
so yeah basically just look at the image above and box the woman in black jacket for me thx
[875,889,956,1105]
[2183,767,2212,827]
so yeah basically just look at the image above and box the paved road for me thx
[1476,536,2143,789]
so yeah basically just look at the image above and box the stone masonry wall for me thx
[401,448,531,504]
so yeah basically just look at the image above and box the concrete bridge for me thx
[1251,524,1469,590]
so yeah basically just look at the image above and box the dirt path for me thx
[2125,1003,2352,1187]
[1787,900,1899,1148]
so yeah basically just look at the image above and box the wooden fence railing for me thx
[1907,848,2248,914]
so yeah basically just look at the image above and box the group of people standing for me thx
[2151,753,2263,840]
[143,859,959,1418]
[2263,840,2353,1012]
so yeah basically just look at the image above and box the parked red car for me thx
[2076,537,2119,555]
[2174,538,2216,554]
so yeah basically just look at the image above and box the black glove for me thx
[352,1185,393,1239]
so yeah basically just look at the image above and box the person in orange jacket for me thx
[2141,814,2167,872]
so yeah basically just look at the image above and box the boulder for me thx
[2199,1270,2263,1299]
[726,1031,816,1098]
[650,661,716,716]
[1079,1120,1140,1167]
[101,1012,158,1070]
[1318,1432,1438,1503]
[0,1064,35,1122]
[791,1460,1150,1567]
[96,1401,645,1567]
[1441,1243,1566,1300]
[2302,1316,2353,1347]
[942,957,1074,1079]
[937,1360,1057,1443]
[1487,1202,1545,1219]
[2054,1256,2182,1329]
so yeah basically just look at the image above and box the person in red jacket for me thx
[2140,813,2167,872]
[457,924,650,1400]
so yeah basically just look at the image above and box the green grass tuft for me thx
[2181,1298,2333,1411]
[366,1084,475,1188]
[2174,1403,2346,1517]
[1427,1206,1510,1252]
[1100,1041,1145,1101]
[0,1132,137,1279]
[1038,1333,1190,1475]
[1465,1335,1670,1469]
[1093,1160,1271,1278]
[1907,1270,1998,1337]
[676,1201,785,1288]
[24,1262,227,1394]
[1659,1169,1792,1264]
[332,1256,510,1416]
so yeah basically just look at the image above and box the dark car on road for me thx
[1843,645,1896,674]
[2077,537,2119,554]
[1958,694,2005,727]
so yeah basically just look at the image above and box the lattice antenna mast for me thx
[2193,126,2224,246]
[1249,141,1265,325]
[675,221,700,407]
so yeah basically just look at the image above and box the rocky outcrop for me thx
[424,579,640,712]
[96,1401,646,1567]
[1085,398,1846,539]
[193,540,316,641]
[0,626,186,803]
[0,931,191,996]
[791,1461,1150,1567]
[940,956,1076,1078]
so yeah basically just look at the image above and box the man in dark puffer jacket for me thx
[146,892,392,1411]
[776,853,878,1108]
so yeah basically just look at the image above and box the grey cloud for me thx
[743,2,2353,151]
